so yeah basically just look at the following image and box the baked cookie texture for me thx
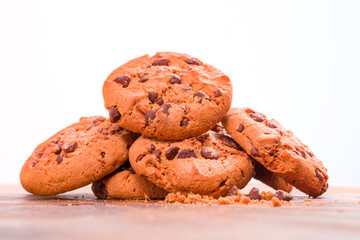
[129,130,254,198]
[212,122,293,193]
[253,161,293,193]
[222,107,328,197]
[103,52,232,140]
[92,162,168,200]
[20,116,137,195]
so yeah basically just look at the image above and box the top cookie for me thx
[103,52,232,140]
[222,107,329,197]
[20,116,137,195]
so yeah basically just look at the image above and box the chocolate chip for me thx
[159,103,170,115]
[169,75,181,84]
[98,183,108,199]
[30,161,38,167]
[56,154,63,164]
[241,170,245,177]
[155,98,164,106]
[290,150,299,155]
[268,123,277,128]
[109,106,121,123]
[248,187,262,200]
[35,151,43,158]
[115,75,131,88]
[200,147,219,159]
[152,58,169,66]
[237,124,245,133]
[274,190,292,201]
[219,180,227,187]
[86,124,95,131]
[147,64,151,68]
[178,149,197,159]
[180,118,189,127]
[136,154,145,162]
[214,89,222,97]
[145,110,156,123]
[322,183,328,192]
[93,118,103,124]
[128,168,136,174]
[315,169,324,182]
[165,146,180,160]
[249,113,264,122]
[300,151,306,158]
[185,57,200,65]
[195,91,206,98]
[149,144,155,153]
[97,152,104,159]
[139,77,148,83]
[227,186,240,196]
[148,92,158,103]
[65,142,77,153]
[307,151,314,157]
[153,150,162,159]
[218,135,241,150]
[251,147,260,157]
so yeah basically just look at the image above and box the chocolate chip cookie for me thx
[212,122,292,193]
[20,116,137,195]
[129,130,254,198]
[103,52,232,140]
[222,107,328,197]
[92,162,168,200]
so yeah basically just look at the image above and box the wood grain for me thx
[1,183,360,240]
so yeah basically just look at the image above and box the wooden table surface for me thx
[1,183,360,240]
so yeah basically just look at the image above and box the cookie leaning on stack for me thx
[20,52,329,199]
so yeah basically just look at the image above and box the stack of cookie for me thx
[20,52,329,199]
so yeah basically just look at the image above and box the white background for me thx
[0,0,359,186]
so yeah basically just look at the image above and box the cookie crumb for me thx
[162,188,292,207]
[272,197,282,207]
[304,199,312,202]
[319,202,326,206]
[260,191,273,201]
[240,196,251,205]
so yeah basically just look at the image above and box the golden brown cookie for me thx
[20,116,137,195]
[222,107,329,197]
[129,130,254,198]
[103,52,232,140]
[92,162,168,200]
[212,123,293,193]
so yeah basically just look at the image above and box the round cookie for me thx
[92,162,168,200]
[222,107,329,197]
[129,131,254,198]
[20,116,137,195]
[212,123,293,193]
[253,161,293,193]
[103,52,232,140]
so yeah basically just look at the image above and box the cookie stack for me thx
[20,52,329,199]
